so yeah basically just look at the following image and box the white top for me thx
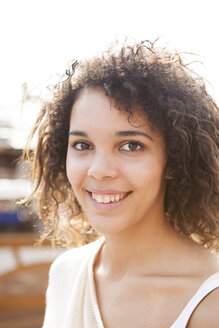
[43,239,219,328]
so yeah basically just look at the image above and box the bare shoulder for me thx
[181,241,219,327]
[186,248,219,328]
[187,286,219,328]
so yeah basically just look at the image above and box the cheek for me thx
[133,158,166,191]
[66,153,85,189]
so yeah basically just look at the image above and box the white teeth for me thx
[103,195,111,203]
[96,195,103,203]
[91,192,127,203]
[115,195,120,201]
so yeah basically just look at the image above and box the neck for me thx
[96,213,178,279]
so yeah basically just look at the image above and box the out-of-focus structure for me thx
[0,83,40,235]
[0,85,63,328]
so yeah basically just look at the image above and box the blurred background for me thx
[0,0,218,327]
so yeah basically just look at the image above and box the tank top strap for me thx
[171,272,219,328]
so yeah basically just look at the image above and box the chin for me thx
[87,214,135,236]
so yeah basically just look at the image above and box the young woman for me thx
[24,40,219,327]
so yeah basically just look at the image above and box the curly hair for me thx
[23,40,219,250]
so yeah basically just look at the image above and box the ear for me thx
[164,166,173,180]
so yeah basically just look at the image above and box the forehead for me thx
[70,88,151,131]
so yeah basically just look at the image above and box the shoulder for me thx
[50,237,104,277]
[43,238,104,327]
[187,272,219,328]
[188,286,219,328]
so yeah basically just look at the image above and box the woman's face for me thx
[66,88,167,235]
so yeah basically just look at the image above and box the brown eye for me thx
[120,142,144,152]
[72,142,91,151]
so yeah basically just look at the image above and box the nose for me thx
[87,152,118,180]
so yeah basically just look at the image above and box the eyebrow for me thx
[69,131,88,137]
[115,130,153,141]
[69,130,153,141]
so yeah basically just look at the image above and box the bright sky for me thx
[0,0,218,106]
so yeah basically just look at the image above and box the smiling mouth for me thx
[87,191,132,204]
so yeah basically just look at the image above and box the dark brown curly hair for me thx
[23,40,219,250]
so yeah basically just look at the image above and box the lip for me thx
[87,189,131,195]
[86,190,132,209]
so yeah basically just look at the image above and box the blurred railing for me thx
[0,233,64,328]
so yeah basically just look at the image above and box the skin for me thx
[66,88,219,328]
